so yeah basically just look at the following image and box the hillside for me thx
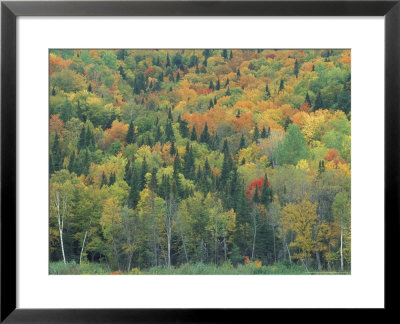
[49,49,351,274]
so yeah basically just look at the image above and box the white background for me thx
[17,17,384,308]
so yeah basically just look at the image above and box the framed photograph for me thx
[1,0,399,321]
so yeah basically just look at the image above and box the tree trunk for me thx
[223,237,227,261]
[272,225,276,263]
[316,250,322,272]
[55,191,66,264]
[79,229,88,265]
[340,227,344,271]
[79,219,92,265]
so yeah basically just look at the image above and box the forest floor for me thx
[49,261,350,275]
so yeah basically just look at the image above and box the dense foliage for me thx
[49,49,351,274]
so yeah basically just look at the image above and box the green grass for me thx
[49,261,349,275]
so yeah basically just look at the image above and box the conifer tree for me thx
[239,134,246,150]
[100,171,107,188]
[200,122,210,144]
[294,59,300,78]
[314,91,323,111]
[83,149,90,176]
[209,80,215,90]
[140,157,148,190]
[165,120,175,142]
[78,127,86,151]
[52,133,62,172]
[225,78,229,88]
[68,151,76,174]
[283,116,292,131]
[279,79,284,92]
[190,126,197,141]
[126,121,135,144]
[128,169,140,209]
[260,174,273,208]
[261,126,267,139]
[305,92,312,107]
[265,84,271,97]
[170,141,176,155]
[216,79,220,90]
[252,124,260,142]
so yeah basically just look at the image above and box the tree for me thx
[126,121,135,144]
[314,91,323,111]
[332,191,351,271]
[276,124,309,166]
[183,142,195,180]
[252,124,260,142]
[140,157,148,190]
[239,134,246,150]
[281,198,319,268]
[294,59,300,78]
[165,120,175,142]
[265,84,271,97]
[190,126,198,141]
[200,122,210,144]
[279,79,284,92]
[51,133,63,172]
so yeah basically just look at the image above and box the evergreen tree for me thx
[305,92,312,107]
[78,127,86,151]
[52,133,62,172]
[178,116,189,138]
[265,84,271,97]
[314,91,323,111]
[229,50,233,60]
[216,79,220,90]
[237,68,241,77]
[220,140,232,187]
[283,116,292,131]
[109,172,116,185]
[83,149,90,176]
[222,49,228,59]
[190,126,197,141]
[87,83,92,92]
[183,142,195,180]
[279,79,284,92]
[100,171,107,188]
[154,125,163,143]
[252,124,260,142]
[261,126,267,139]
[126,121,135,144]
[168,107,173,121]
[200,122,210,144]
[209,99,214,109]
[209,80,215,90]
[170,141,176,155]
[225,78,230,88]
[239,134,246,150]
[68,151,76,174]
[128,169,140,209]
[140,157,148,190]
[294,59,300,78]
[165,120,175,142]
[225,87,231,96]
[149,168,158,193]
[260,174,273,208]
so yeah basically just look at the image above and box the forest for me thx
[49,49,351,275]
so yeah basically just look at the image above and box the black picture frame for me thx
[1,0,399,322]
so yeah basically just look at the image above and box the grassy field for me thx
[49,261,349,275]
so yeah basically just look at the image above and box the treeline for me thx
[49,49,351,272]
